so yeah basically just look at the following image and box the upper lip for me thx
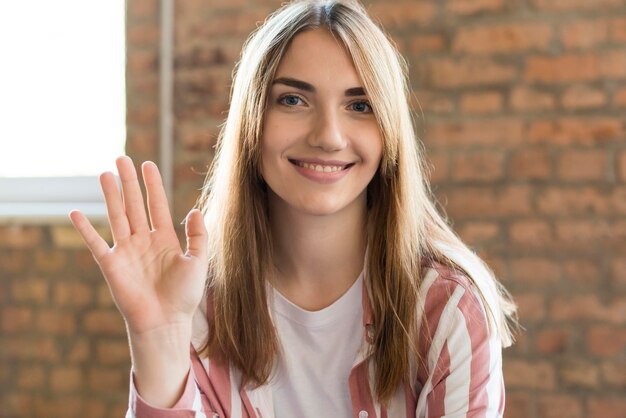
[288,158,354,167]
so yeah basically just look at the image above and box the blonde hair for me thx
[196,0,517,402]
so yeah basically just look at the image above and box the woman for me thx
[69,1,517,417]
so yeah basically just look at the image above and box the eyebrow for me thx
[272,77,366,97]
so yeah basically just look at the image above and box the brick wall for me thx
[1,0,625,417]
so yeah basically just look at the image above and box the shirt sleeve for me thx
[125,365,208,418]
[418,274,505,418]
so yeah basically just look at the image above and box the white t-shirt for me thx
[270,273,364,417]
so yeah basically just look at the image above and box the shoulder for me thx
[416,260,496,371]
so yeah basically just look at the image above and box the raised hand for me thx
[69,156,208,336]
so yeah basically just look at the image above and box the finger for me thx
[100,171,131,242]
[185,209,207,259]
[142,161,175,232]
[116,156,150,234]
[68,210,110,260]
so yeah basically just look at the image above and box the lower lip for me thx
[292,163,352,184]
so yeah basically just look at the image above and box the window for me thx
[0,0,126,223]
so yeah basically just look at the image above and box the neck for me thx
[268,191,368,310]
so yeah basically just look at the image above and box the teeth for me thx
[297,161,344,172]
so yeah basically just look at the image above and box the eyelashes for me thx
[277,94,373,113]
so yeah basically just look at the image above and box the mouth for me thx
[288,159,354,173]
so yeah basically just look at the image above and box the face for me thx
[260,28,383,217]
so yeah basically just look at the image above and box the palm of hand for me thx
[69,156,208,336]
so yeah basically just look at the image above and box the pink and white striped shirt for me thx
[126,262,505,418]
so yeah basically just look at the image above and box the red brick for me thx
[368,1,437,28]
[83,399,108,418]
[563,259,600,286]
[503,391,531,418]
[88,367,125,392]
[515,293,546,322]
[460,92,503,114]
[425,118,524,148]
[413,90,455,114]
[529,117,624,145]
[508,219,552,247]
[504,359,556,389]
[34,396,83,418]
[54,281,93,307]
[616,86,626,108]
[560,19,610,49]
[561,84,607,109]
[451,150,505,181]
[538,394,582,418]
[34,249,67,272]
[509,148,552,180]
[97,340,131,365]
[437,185,532,219]
[3,393,35,416]
[127,103,158,127]
[0,225,44,248]
[510,257,561,286]
[67,337,91,363]
[83,310,126,336]
[612,17,626,42]
[589,398,626,418]
[509,86,555,111]
[446,0,504,15]
[408,34,446,56]
[16,365,46,390]
[127,23,159,47]
[36,310,77,336]
[560,359,600,388]
[127,50,158,75]
[535,327,569,354]
[1,307,34,333]
[4,337,61,361]
[525,53,599,83]
[554,219,612,251]
[600,50,626,78]
[587,325,626,357]
[11,278,49,303]
[51,366,82,393]
[96,283,116,307]
[525,51,626,84]
[128,0,157,19]
[551,294,626,323]
[453,23,551,54]
[602,360,626,387]
[537,187,609,216]
[613,258,626,287]
[0,250,28,273]
[426,151,450,183]
[618,151,626,181]
[457,222,500,246]
[557,149,607,181]
[423,58,517,88]
[532,0,624,12]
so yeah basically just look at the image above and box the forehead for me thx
[274,28,363,88]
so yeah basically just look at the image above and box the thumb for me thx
[185,209,207,259]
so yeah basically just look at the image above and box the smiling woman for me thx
[68,1,518,417]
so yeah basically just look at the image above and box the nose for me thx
[307,107,347,152]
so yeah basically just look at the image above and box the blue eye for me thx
[351,101,372,113]
[279,95,303,106]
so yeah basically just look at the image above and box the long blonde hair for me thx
[196,0,517,402]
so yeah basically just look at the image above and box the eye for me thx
[278,94,305,107]
[350,101,373,113]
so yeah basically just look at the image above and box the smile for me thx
[289,159,353,173]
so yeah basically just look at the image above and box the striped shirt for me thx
[126,262,505,418]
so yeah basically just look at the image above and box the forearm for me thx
[128,322,193,408]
